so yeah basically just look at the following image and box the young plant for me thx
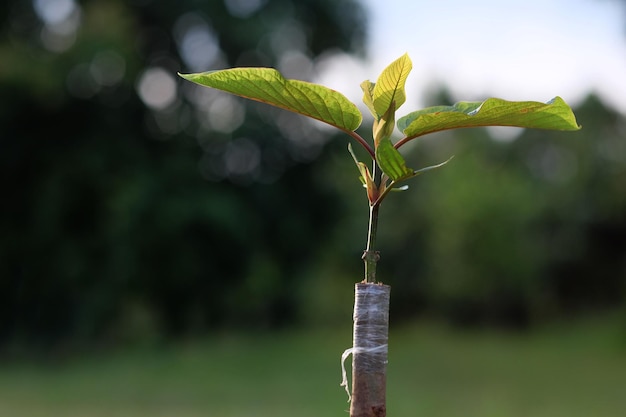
[179,53,580,417]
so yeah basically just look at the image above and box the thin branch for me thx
[345,129,375,159]
[393,135,413,150]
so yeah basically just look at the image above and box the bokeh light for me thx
[136,67,178,110]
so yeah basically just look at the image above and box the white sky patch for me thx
[314,51,372,115]
[316,0,626,114]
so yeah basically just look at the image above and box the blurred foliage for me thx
[374,94,626,328]
[1,0,625,352]
[307,93,626,330]
[0,0,367,349]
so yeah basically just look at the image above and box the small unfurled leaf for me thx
[390,185,409,192]
[371,53,412,118]
[179,68,362,132]
[375,137,414,182]
[348,143,377,202]
[412,156,454,176]
[373,102,396,147]
[348,143,369,184]
[361,80,377,119]
[397,97,581,145]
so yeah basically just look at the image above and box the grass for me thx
[1,315,625,417]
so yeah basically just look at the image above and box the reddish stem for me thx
[345,130,375,159]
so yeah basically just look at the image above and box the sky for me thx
[315,0,626,115]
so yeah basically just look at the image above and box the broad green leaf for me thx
[375,137,413,182]
[397,97,581,144]
[179,68,362,132]
[372,53,412,117]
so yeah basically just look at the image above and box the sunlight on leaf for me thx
[361,80,377,119]
[371,53,412,118]
[179,68,362,132]
[397,97,581,146]
[373,102,396,147]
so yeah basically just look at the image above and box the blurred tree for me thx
[379,93,626,328]
[0,0,367,350]
[2,0,625,351]
[301,90,626,329]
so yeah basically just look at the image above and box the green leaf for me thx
[179,68,362,132]
[372,53,412,117]
[373,101,396,147]
[375,137,414,182]
[397,97,581,144]
[374,138,453,205]
[376,136,454,183]
[360,80,377,119]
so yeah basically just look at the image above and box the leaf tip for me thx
[177,72,195,82]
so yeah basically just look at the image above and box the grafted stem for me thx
[350,283,390,417]
[363,162,382,283]
[362,203,380,283]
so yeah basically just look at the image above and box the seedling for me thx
[179,53,580,417]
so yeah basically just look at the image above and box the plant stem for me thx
[346,130,375,159]
[363,162,382,283]
[351,163,389,417]
[363,204,380,283]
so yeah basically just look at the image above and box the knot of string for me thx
[340,344,388,402]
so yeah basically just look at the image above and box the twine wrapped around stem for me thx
[340,283,390,417]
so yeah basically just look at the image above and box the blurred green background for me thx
[1,0,626,416]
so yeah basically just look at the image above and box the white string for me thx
[339,283,390,403]
[340,344,388,402]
